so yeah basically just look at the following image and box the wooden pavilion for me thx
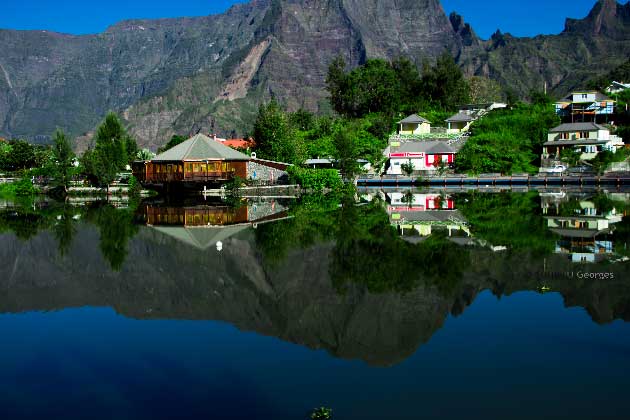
[133,134,251,186]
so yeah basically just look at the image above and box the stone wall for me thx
[247,161,290,184]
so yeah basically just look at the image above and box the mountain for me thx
[1,225,629,366]
[0,0,629,150]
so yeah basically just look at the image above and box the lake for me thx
[0,188,629,419]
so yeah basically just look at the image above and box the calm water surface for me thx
[0,189,629,419]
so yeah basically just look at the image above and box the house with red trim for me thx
[386,140,458,175]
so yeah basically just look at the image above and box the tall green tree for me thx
[421,51,470,109]
[333,125,361,177]
[51,129,75,189]
[87,112,137,187]
[253,100,305,164]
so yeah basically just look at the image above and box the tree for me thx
[87,112,136,187]
[401,159,415,176]
[333,125,361,177]
[421,51,470,110]
[326,56,349,116]
[253,100,305,164]
[560,147,582,167]
[289,108,315,131]
[51,129,75,189]
[468,76,504,103]
[7,140,35,171]
[158,134,187,154]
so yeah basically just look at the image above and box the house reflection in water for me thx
[380,190,472,244]
[138,199,290,250]
[541,192,625,263]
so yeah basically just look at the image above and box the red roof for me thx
[221,138,255,149]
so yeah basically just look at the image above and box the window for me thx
[582,94,588,99]
[561,133,570,140]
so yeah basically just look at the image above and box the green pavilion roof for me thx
[152,134,251,162]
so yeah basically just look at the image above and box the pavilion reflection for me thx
[137,198,291,250]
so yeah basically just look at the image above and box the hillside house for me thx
[445,112,474,134]
[397,114,431,135]
[606,81,630,94]
[542,122,624,163]
[555,91,615,122]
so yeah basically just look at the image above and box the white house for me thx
[606,81,630,94]
[542,122,624,162]
[387,141,457,175]
[544,199,622,263]
[397,114,431,135]
[555,91,615,120]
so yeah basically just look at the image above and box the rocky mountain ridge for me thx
[0,0,629,150]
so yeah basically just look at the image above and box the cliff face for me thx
[0,0,629,150]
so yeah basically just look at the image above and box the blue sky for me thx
[0,0,603,39]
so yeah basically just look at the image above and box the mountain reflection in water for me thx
[0,191,629,367]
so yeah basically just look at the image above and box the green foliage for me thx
[253,100,306,164]
[458,192,555,255]
[0,178,38,197]
[127,175,142,196]
[84,112,137,187]
[401,159,415,176]
[468,76,505,103]
[52,206,78,257]
[420,52,470,110]
[589,150,616,175]
[333,125,361,177]
[289,108,315,131]
[51,129,75,188]
[560,147,582,167]
[296,114,390,165]
[310,407,333,420]
[287,167,342,191]
[157,134,187,154]
[617,125,630,143]
[456,103,560,174]
[0,140,36,171]
[91,204,139,271]
[529,90,553,106]
[326,54,470,119]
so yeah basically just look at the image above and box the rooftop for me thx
[549,122,608,133]
[398,114,430,124]
[152,134,251,162]
[559,91,613,102]
[445,112,474,123]
[393,141,457,155]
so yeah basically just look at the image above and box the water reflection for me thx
[541,191,629,263]
[0,190,629,366]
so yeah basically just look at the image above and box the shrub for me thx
[287,167,343,191]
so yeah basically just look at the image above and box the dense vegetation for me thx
[455,101,560,174]
[457,192,556,255]
[252,53,478,177]
[255,191,470,296]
